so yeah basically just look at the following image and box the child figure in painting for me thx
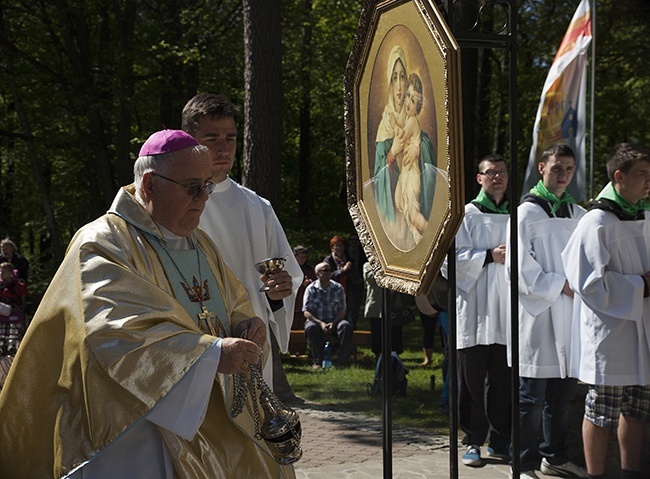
[391,73,428,243]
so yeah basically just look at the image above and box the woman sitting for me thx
[0,262,28,353]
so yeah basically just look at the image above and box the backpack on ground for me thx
[367,351,409,397]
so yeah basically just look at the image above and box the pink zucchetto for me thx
[138,129,199,157]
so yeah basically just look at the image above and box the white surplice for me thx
[507,202,586,378]
[200,177,302,384]
[66,344,221,478]
[562,209,650,386]
[442,203,509,349]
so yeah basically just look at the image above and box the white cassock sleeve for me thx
[200,179,301,359]
[147,338,222,439]
[453,213,489,294]
[65,340,222,478]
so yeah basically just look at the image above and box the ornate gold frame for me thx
[344,0,464,295]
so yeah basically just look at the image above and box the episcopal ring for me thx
[242,360,249,370]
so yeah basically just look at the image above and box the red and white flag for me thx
[522,0,592,200]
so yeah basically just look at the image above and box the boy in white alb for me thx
[442,154,511,467]
[562,143,650,479]
[508,144,587,479]
[182,93,304,404]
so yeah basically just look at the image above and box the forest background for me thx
[0,0,649,310]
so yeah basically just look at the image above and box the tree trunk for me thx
[242,0,283,207]
[298,0,313,217]
[54,2,117,213]
[0,7,64,262]
[114,0,137,188]
[461,47,479,202]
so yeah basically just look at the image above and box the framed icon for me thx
[345,0,464,295]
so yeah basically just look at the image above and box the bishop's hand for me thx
[234,316,266,347]
[218,337,261,374]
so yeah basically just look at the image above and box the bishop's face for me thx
[146,149,212,236]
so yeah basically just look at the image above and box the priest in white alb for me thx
[182,93,303,403]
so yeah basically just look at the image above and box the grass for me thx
[283,316,451,435]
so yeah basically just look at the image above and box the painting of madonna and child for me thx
[365,25,449,253]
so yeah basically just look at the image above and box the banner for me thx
[522,0,592,200]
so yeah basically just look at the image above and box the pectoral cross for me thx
[198,306,226,337]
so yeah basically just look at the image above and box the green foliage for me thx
[0,0,248,297]
[1,0,649,309]
[279,0,361,223]
[516,0,650,197]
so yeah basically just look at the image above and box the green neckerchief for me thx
[595,182,650,217]
[529,180,576,215]
[471,189,509,214]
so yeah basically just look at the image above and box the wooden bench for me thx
[287,329,371,363]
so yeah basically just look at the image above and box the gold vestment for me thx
[0,186,294,478]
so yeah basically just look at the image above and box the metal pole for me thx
[445,5,459,478]
[589,0,596,199]
[447,244,459,478]
[508,2,520,476]
[381,287,393,477]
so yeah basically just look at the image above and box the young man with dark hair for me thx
[562,143,650,479]
[444,153,512,467]
[182,93,304,404]
[509,143,587,478]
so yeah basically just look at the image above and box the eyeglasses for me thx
[318,268,332,273]
[151,172,215,196]
[479,169,508,179]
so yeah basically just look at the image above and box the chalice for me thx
[254,256,287,292]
